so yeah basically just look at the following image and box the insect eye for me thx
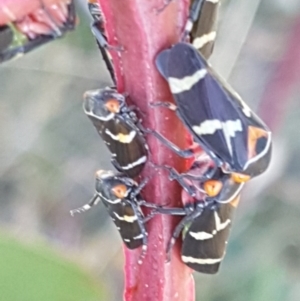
[231,173,250,183]
[105,99,120,113]
[112,184,127,198]
[203,180,222,197]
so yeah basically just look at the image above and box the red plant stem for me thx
[258,17,300,133]
[98,0,195,300]
[0,0,68,25]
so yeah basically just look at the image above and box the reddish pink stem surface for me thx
[0,0,68,25]
[98,0,195,300]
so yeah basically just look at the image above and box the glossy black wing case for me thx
[156,42,271,176]
[88,114,147,178]
[190,0,220,59]
[88,1,116,84]
[96,174,146,249]
[102,199,144,249]
[211,70,272,176]
[181,199,238,274]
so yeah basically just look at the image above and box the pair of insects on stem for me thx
[71,0,272,274]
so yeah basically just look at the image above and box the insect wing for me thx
[88,2,116,84]
[190,0,220,59]
[102,199,144,249]
[155,47,171,80]
[181,200,237,274]
[209,66,272,175]
[101,117,147,178]
[159,42,248,170]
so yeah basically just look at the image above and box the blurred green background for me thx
[1,0,300,300]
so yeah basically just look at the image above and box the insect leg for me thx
[128,200,149,264]
[166,207,204,261]
[150,101,177,111]
[90,23,116,84]
[70,194,101,216]
[150,130,194,158]
[91,22,123,52]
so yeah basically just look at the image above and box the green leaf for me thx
[0,235,106,301]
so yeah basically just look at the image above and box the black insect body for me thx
[84,88,148,178]
[70,170,157,262]
[154,42,272,180]
[0,1,76,64]
[87,0,116,84]
[157,156,243,273]
[190,0,219,58]
[180,196,239,274]
[182,0,220,59]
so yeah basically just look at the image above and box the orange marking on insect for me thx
[203,180,223,197]
[248,126,268,159]
[231,172,251,183]
[112,184,128,199]
[105,98,121,113]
